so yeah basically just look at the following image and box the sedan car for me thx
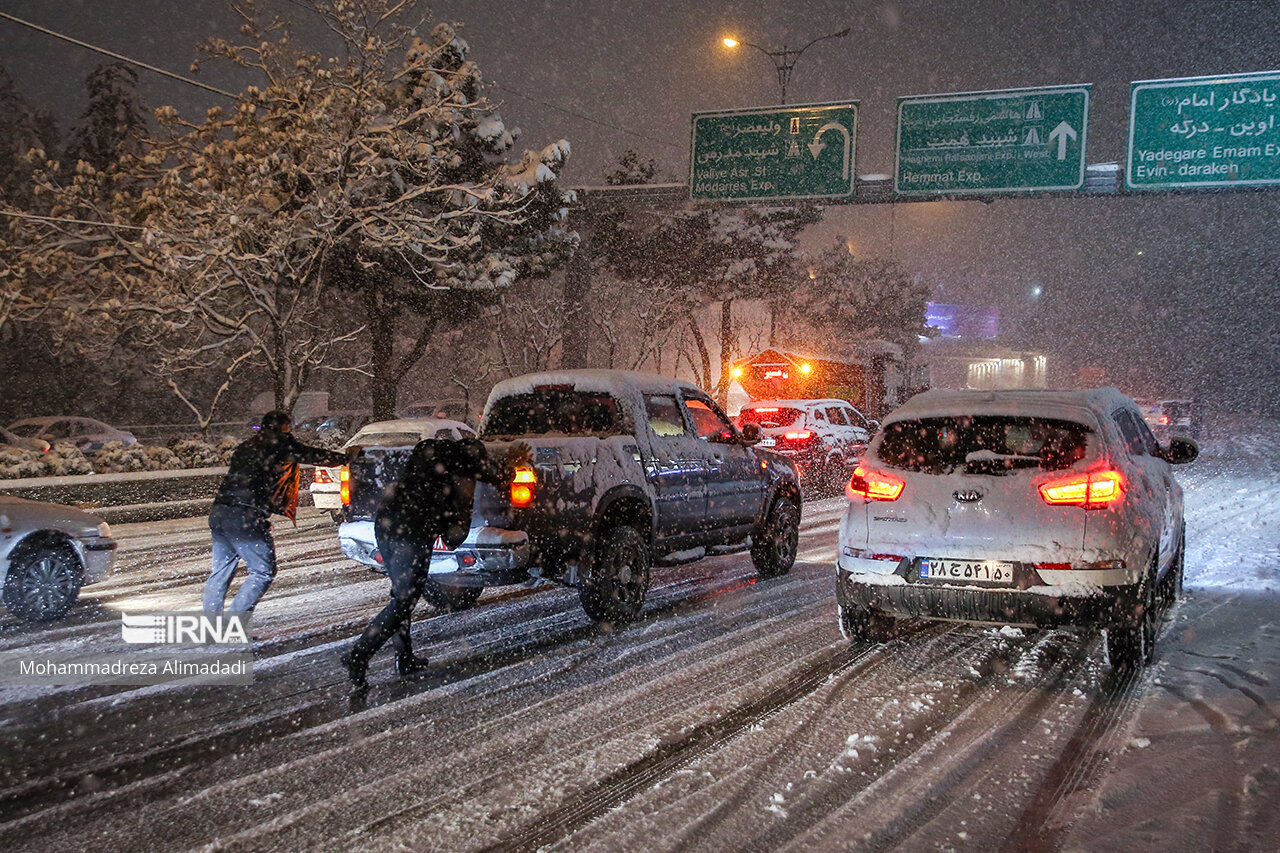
[7,417,137,451]
[311,417,478,519]
[1,496,117,622]
[835,388,1197,670]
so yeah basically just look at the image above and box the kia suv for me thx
[835,388,1197,670]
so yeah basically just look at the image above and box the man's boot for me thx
[393,621,430,677]
[340,649,369,690]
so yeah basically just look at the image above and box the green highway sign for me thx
[895,85,1090,196]
[1127,71,1280,191]
[690,102,858,201]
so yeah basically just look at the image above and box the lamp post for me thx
[721,28,851,105]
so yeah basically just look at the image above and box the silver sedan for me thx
[0,496,117,623]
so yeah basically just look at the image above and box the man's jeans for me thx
[204,503,277,613]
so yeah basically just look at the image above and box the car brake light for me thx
[1038,469,1124,509]
[1159,415,1169,425]
[314,468,334,485]
[339,466,351,505]
[847,465,905,501]
[783,430,813,441]
[755,407,780,413]
[511,465,536,508]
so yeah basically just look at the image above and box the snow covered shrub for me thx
[91,442,184,473]
[44,443,94,476]
[0,448,47,479]
[169,439,222,468]
[215,436,241,464]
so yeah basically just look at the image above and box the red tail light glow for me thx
[314,468,335,485]
[510,466,536,508]
[783,430,813,441]
[1038,469,1124,509]
[339,466,350,505]
[847,465,905,501]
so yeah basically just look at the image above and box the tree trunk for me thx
[366,287,398,420]
[686,313,712,391]
[716,298,734,409]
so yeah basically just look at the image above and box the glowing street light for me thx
[719,27,851,105]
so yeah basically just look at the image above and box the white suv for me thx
[739,398,876,494]
[836,388,1197,670]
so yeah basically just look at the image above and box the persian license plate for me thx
[919,558,1015,584]
[758,437,777,447]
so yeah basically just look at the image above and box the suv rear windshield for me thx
[739,407,803,428]
[482,390,626,437]
[877,416,1090,475]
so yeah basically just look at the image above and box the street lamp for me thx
[721,28,851,105]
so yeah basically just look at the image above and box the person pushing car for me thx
[203,410,358,614]
[341,436,529,690]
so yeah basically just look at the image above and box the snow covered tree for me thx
[777,245,934,354]
[0,64,59,207]
[595,202,820,406]
[62,63,148,173]
[13,0,575,421]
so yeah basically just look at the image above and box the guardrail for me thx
[0,466,316,525]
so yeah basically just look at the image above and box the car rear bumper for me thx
[836,566,1138,629]
[337,520,531,586]
[312,491,342,510]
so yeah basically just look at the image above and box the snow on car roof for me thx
[742,399,857,409]
[484,370,706,418]
[346,417,473,447]
[885,388,1133,425]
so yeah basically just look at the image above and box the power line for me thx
[0,10,682,154]
[0,11,237,98]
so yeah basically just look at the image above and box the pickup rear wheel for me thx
[420,580,482,612]
[580,524,651,624]
[751,495,800,578]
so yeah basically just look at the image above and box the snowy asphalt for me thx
[0,427,1277,852]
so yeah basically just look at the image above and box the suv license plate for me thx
[919,558,1015,585]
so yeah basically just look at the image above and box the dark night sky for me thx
[3,0,1279,411]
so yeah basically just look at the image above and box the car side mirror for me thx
[1161,436,1199,465]
[740,422,761,445]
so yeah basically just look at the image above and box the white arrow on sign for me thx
[1047,121,1077,161]
[808,122,851,180]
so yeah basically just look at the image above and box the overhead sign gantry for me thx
[689,102,858,202]
[1127,71,1280,191]
[894,85,1091,196]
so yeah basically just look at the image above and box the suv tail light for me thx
[847,465,905,501]
[339,466,351,506]
[511,465,536,508]
[1038,469,1124,509]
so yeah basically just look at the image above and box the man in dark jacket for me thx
[341,437,527,689]
[203,410,355,613]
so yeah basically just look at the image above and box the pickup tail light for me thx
[1038,469,1124,509]
[339,466,351,506]
[511,465,536,508]
[847,465,905,502]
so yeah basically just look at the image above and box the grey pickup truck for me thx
[339,369,802,622]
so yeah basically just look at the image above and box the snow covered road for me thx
[0,423,1277,852]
